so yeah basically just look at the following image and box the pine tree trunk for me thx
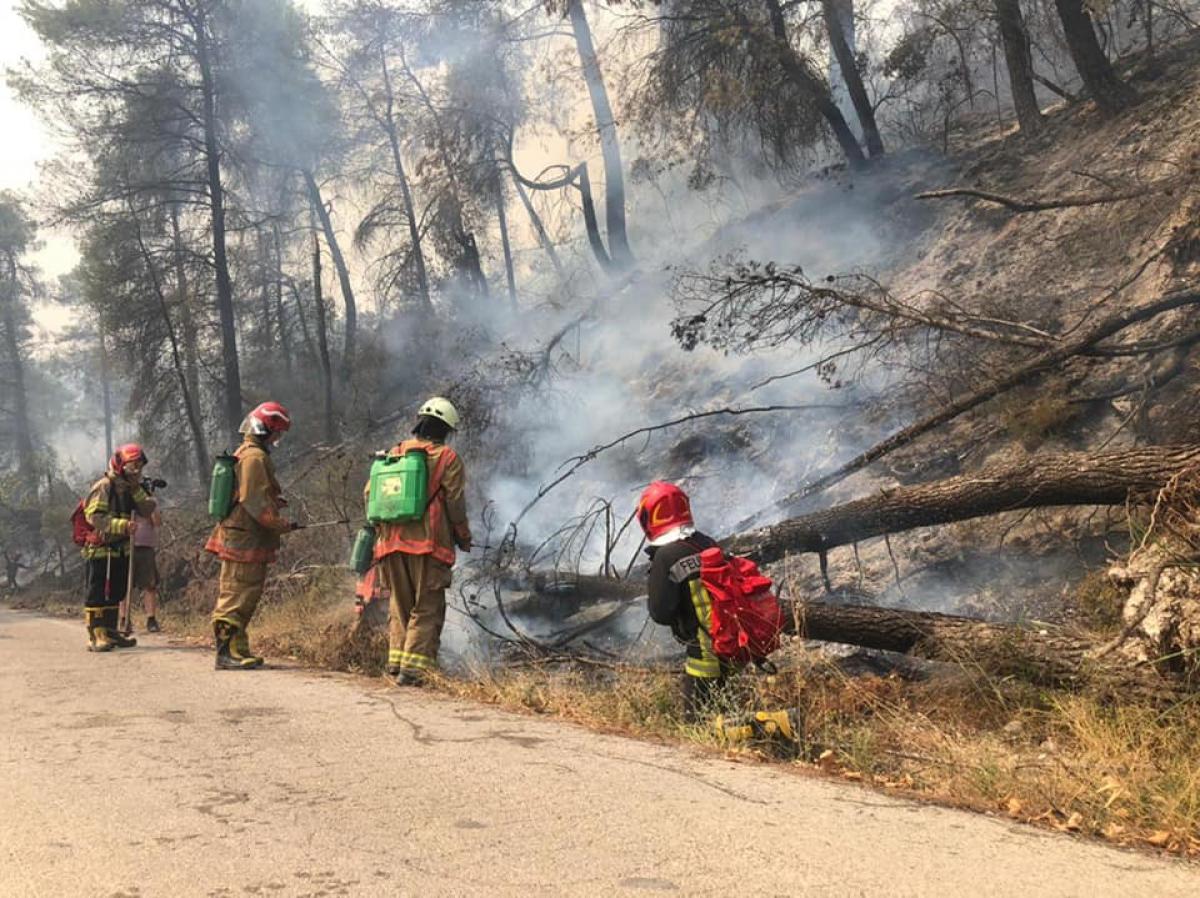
[169,204,203,423]
[821,0,884,156]
[130,210,210,484]
[1,255,35,478]
[378,51,433,316]
[271,222,293,379]
[98,323,113,460]
[311,231,336,443]
[303,169,356,381]
[762,0,867,168]
[513,176,566,281]
[1053,0,1135,113]
[195,23,243,440]
[494,162,518,312]
[994,0,1044,132]
[567,0,634,268]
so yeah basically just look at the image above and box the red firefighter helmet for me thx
[242,401,292,436]
[636,481,694,546]
[110,443,148,475]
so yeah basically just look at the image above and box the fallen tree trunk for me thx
[782,599,1187,702]
[746,286,1200,525]
[724,444,1200,565]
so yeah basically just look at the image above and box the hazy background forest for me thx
[1,0,1197,583]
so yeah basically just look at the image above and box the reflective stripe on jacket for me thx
[205,437,289,564]
[82,475,156,560]
[369,439,471,566]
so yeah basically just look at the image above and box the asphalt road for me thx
[1,607,1196,898]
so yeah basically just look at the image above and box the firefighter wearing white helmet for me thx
[366,396,472,685]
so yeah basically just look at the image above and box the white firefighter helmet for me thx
[418,396,460,430]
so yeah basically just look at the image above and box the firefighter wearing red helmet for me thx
[204,401,297,670]
[80,443,157,651]
[637,481,730,719]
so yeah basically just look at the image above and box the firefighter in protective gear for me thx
[367,397,472,685]
[82,444,157,652]
[639,481,734,720]
[205,401,296,670]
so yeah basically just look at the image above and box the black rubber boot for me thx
[103,607,137,649]
[214,621,257,671]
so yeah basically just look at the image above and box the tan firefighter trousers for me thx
[212,560,269,632]
[377,552,451,674]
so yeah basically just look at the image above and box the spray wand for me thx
[293,518,351,530]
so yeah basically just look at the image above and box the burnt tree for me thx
[725,444,1200,565]
[1052,0,1135,113]
[994,0,1043,133]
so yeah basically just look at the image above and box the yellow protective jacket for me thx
[205,436,291,564]
[368,438,472,567]
[82,473,157,560]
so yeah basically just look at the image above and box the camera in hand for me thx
[141,477,168,494]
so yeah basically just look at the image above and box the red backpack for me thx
[70,482,113,548]
[697,546,784,665]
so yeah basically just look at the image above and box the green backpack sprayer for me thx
[366,447,429,524]
[208,453,237,521]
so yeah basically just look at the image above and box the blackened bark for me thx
[821,0,884,156]
[1053,0,1135,113]
[994,0,1044,132]
[567,0,634,268]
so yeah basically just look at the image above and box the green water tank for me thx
[349,525,377,574]
[208,453,237,521]
[366,447,429,524]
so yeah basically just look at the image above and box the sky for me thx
[0,3,80,279]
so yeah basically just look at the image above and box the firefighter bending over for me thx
[638,481,729,719]
[81,444,156,652]
[205,402,297,670]
[639,481,793,741]
[367,397,472,686]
